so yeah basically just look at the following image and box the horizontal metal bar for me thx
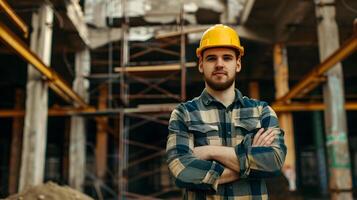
[0,0,28,37]
[114,62,196,73]
[0,21,87,108]
[272,102,357,112]
[0,104,177,118]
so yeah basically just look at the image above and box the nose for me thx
[215,57,224,68]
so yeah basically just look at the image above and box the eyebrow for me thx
[205,54,234,59]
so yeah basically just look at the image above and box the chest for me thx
[187,107,262,147]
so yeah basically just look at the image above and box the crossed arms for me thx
[193,128,278,184]
[166,103,287,191]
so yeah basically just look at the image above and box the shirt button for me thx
[228,131,231,135]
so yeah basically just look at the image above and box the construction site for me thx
[0,0,357,199]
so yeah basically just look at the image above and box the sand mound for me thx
[4,182,93,200]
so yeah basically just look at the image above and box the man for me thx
[166,24,286,199]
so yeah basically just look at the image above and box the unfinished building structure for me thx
[0,0,357,199]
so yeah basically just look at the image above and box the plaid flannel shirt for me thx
[166,89,286,199]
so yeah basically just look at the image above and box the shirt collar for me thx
[200,88,244,107]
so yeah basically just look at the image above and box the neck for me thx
[205,83,236,107]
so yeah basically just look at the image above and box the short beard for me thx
[204,75,235,91]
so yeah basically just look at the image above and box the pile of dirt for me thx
[5,182,94,200]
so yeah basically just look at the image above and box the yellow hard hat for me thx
[196,24,244,57]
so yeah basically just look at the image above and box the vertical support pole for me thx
[273,43,296,190]
[180,4,186,101]
[315,1,352,199]
[19,4,53,191]
[69,49,90,191]
[118,111,126,198]
[312,111,328,195]
[248,81,260,100]
[96,85,108,179]
[119,0,129,198]
[120,0,129,106]
[62,118,71,184]
[8,89,24,194]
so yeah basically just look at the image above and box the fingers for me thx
[252,128,264,146]
[253,128,278,147]
[255,128,273,146]
[261,130,277,146]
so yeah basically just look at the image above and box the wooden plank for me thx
[273,43,296,190]
[248,81,260,100]
[96,85,108,179]
[19,4,53,191]
[8,89,24,194]
[315,1,353,199]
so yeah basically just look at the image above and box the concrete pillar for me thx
[19,4,53,191]
[315,1,353,199]
[69,49,90,191]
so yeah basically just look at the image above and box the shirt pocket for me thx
[232,108,262,145]
[188,124,221,146]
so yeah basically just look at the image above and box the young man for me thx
[166,24,286,199]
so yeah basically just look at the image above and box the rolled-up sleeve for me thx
[235,102,287,179]
[166,104,224,191]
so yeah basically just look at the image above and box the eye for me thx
[223,56,233,61]
[206,56,216,61]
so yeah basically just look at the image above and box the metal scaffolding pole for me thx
[118,0,129,198]
[180,4,186,101]
[0,0,28,37]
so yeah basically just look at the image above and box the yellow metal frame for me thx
[276,32,357,103]
[272,102,357,112]
[0,0,28,38]
[0,21,88,108]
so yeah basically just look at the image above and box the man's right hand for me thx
[252,128,278,147]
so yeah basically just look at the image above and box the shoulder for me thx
[241,96,269,108]
[176,96,202,112]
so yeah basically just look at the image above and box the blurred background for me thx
[0,0,357,199]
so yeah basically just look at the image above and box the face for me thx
[198,47,241,91]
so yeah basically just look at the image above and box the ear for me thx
[198,56,203,73]
[236,56,241,73]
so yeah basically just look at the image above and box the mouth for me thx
[212,71,227,76]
